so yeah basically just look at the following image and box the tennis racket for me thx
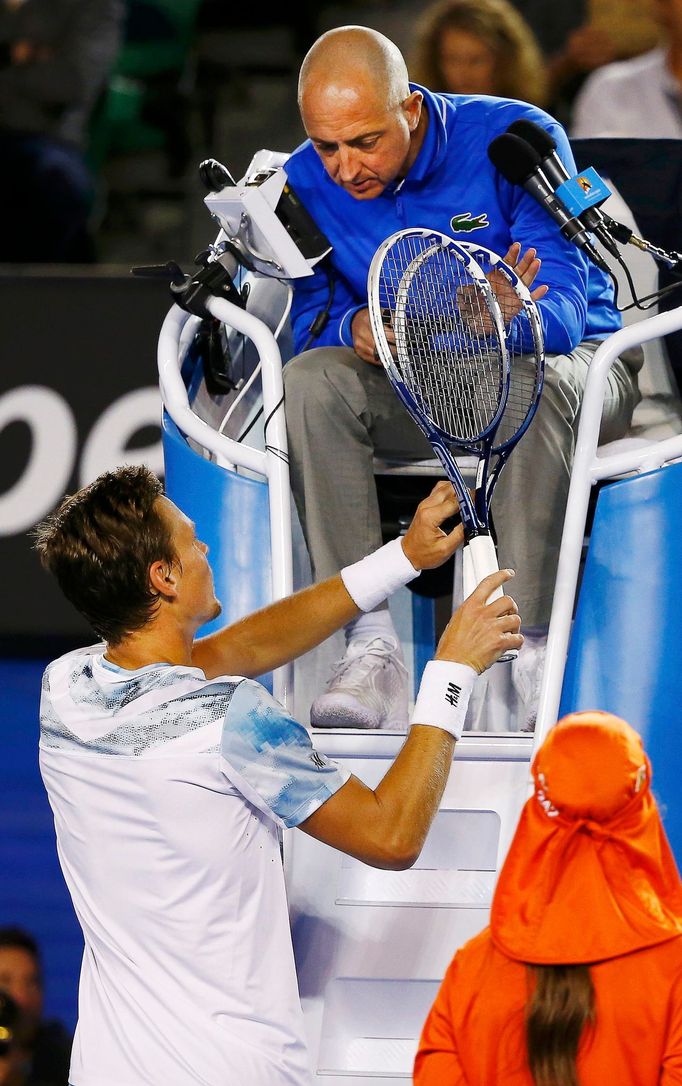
[367,228,544,656]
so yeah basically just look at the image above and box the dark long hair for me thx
[525,964,595,1086]
[410,0,547,105]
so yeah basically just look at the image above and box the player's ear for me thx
[149,559,179,600]
[402,90,423,132]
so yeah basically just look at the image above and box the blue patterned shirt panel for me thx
[39,650,235,757]
[39,650,350,826]
[219,679,351,829]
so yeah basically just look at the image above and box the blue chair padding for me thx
[162,414,273,638]
[560,459,682,860]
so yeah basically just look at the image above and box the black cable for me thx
[606,265,622,310]
[260,395,282,436]
[235,394,288,462]
[613,247,682,312]
[263,394,288,464]
[264,445,290,465]
[619,279,682,312]
[236,404,263,444]
[236,261,334,444]
[300,259,336,352]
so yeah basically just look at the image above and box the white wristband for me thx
[340,537,419,612]
[411,661,477,740]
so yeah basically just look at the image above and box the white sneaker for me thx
[511,634,546,733]
[310,636,409,730]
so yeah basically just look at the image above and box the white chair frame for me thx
[157,298,294,706]
[533,304,682,757]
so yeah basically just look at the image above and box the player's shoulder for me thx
[220,677,326,767]
[40,657,247,757]
[42,645,208,700]
[222,678,307,742]
[218,679,347,828]
[42,642,102,690]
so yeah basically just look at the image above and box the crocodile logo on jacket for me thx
[450,212,490,233]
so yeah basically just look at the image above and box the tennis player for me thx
[35,465,521,1086]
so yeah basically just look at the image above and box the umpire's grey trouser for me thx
[283,341,642,628]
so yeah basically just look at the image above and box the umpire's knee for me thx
[283,346,356,411]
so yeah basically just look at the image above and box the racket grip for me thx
[462,535,503,601]
[462,536,517,662]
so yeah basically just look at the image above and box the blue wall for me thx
[1,658,82,1031]
[560,462,682,863]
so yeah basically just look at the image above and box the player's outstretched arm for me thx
[298,570,523,869]
[193,482,463,680]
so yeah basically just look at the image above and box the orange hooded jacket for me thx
[414,712,682,1085]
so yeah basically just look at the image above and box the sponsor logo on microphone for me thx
[555,167,612,218]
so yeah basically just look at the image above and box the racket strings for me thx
[495,313,542,448]
[380,239,505,442]
[404,252,505,440]
[472,251,543,451]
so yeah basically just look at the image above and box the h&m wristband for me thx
[340,537,419,612]
[411,660,477,740]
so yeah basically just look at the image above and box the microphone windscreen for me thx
[487,133,542,184]
[506,118,557,157]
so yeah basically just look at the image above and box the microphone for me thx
[507,118,682,275]
[487,133,610,272]
[505,119,620,257]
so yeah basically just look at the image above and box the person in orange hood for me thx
[414,710,682,1086]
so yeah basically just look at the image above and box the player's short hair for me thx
[34,466,175,645]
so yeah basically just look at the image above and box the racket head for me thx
[368,229,510,446]
[456,242,545,453]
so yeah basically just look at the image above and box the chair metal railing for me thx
[533,305,682,756]
[157,297,294,705]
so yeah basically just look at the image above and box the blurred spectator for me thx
[510,0,660,124]
[0,929,70,1086]
[414,711,682,1084]
[410,0,547,105]
[95,0,202,178]
[0,990,26,1086]
[196,0,317,59]
[0,0,124,263]
[572,0,682,137]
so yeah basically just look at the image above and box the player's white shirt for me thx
[39,646,350,1086]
